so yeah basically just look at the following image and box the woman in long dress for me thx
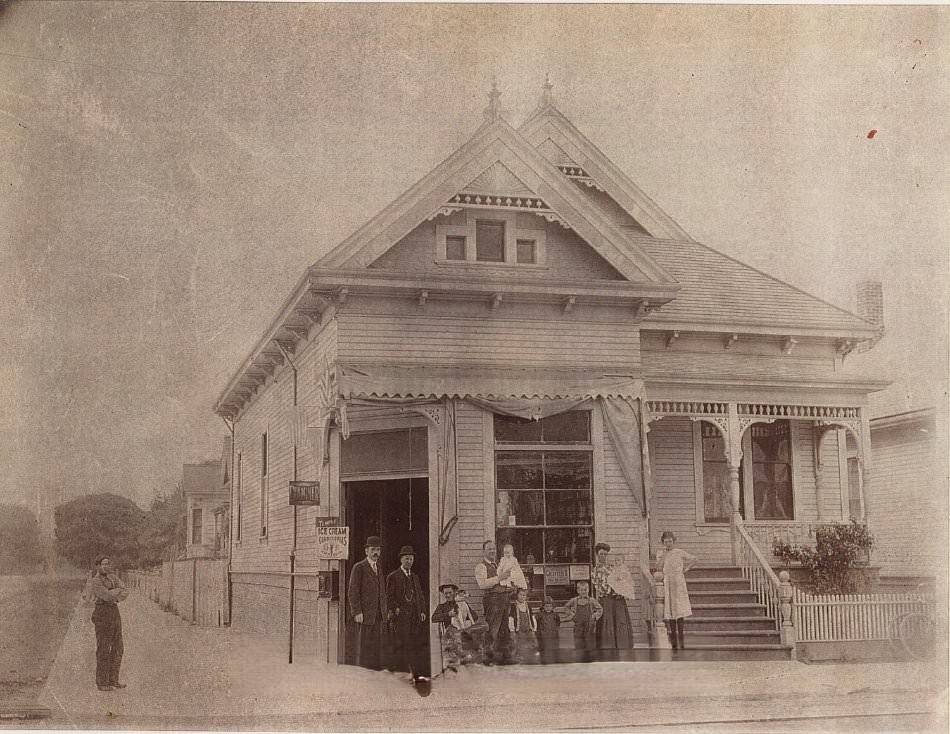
[658,531,697,650]
[591,542,633,650]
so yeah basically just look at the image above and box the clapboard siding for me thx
[337,313,640,369]
[598,411,648,642]
[231,319,337,574]
[455,401,491,612]
[369,217,625,281]
[643,348,839,383]
[870,422,941,576]
[649,418,732,563]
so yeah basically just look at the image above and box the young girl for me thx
[657,530,697,650]
[563,580,603,652]
[497,543,528,591]
[507,587,538,662]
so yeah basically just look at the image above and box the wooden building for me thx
[182,438,231,560]
[214,84,886,667]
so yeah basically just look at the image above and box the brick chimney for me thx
[855,280,884,352]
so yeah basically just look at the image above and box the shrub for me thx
[771,521,874,594]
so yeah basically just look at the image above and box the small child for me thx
[657,530,697,650]
[563,580,603,652]
[536,595,561,659]
[497,543,528,590]
[455,588,486,661]
[507,587,538,662]
[431,583,464,670]
[452,588,477,631]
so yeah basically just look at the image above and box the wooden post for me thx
[779,570,796,653]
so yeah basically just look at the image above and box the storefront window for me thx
[494,411,593,602]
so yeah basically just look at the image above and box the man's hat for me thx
[398,545,415,559]
[439,583,459,593]
[364,536,383,548]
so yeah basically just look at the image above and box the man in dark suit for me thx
[387,545,430,690]
[347,535,388,670]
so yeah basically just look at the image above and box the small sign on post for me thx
[316,525,349,560]
[289,480,320,506]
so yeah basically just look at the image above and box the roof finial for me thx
[540,74,554,107]
[484,76,503,122]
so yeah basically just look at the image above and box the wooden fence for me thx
[794,589,935,642]
[127,559,229,627]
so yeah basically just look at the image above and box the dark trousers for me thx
[391,611,429,678]
[482,592,512,662]
[92,604,123,686]
[355,621,385,671]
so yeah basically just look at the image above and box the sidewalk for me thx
[38,591,947,731]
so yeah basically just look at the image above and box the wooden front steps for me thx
[661,565,794,661]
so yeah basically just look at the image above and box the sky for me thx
[1,2,947,513]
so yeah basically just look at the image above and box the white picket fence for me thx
[794,589,935,642]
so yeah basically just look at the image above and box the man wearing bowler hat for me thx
[386,545,430,691]
[347,535,388,670]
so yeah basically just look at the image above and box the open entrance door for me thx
[342,478,429,666]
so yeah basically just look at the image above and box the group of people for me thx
[473,539,638,664]
[349,531,699,678]
[346,536,432,691]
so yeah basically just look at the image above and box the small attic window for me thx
[435,210,546,267]
[445,235,466,261]
[475,220,505,262]
[516,239,537,264]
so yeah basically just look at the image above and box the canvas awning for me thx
[337,364,644,402]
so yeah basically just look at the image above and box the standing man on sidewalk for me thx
[347,535,388,670]
[475,539,514,665]
[386,545,430,692]
[89,555,128,691]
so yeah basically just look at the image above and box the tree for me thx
[0,505,43,573]
[137,485,186,568]
[54,493,145,571]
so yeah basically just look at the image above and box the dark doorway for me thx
[342,477,429,666]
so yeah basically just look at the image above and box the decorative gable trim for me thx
[315,117,679,286]
[521,105,693,241]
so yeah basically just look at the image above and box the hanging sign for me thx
[569,565,590,581]
[316,525,349,559]
[544,565,569,586]
[289,480,320,506]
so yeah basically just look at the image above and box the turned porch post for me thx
[726,403,744,564]
[859,408,872,523]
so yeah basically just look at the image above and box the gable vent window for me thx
[516,238,537,264]
[445,235,466,261]
[475,220,505,262]
[436,210,546,267]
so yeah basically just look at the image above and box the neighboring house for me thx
[182,438,231,560]
[847,283,947,586]
[869,408,942,582]
[213,84,887,667]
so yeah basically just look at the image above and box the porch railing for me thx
[794,589,935,643]
[736,522,796,647]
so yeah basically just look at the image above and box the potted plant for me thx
[770,521,874,594]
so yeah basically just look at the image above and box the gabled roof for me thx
[520,103,693,241]
[521,99,877,339]
[316,116,678,287]
[631,232,879,337]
